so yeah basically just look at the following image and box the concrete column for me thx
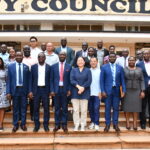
[103,23,115,31]
[41,22,53,30]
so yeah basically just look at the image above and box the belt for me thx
[112,86,116,88]
[38,86,46,88]
[16,86,23,88]
[59,86,64,88]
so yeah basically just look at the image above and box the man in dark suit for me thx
[100,53,126,132]
[50,51,71,133]
[6,51,30,132]
[73,42,89,67]
[55,38,74,65]
[136,50,150,129]
[29,52,51,132]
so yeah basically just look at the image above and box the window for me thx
[115,26,126,31]
[53,25,65,31]
[66,25,77,31]
[91,25,103,31]
[140,26,150,32]
[79,25,90,31]
[3,25,15,31]
[29,25,40,31]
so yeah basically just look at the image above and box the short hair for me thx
[0,57,5,70]
[30,36,38,42]
[109,52,116,56]
[109,45,115,49]
[128,56,136,61]
[90,57,98,62]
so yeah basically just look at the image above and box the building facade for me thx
[0,0,150,55]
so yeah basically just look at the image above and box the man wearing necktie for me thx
[100,53,126,132]
[6,52,30,132]
[50,52,71,133]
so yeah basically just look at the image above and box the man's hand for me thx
[28,92,33,100]
[121,92,125,98]
[51,92,55,97]
[98,93,102,99]
[101,92,107,98]
[67,91,71,97]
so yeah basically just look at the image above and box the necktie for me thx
[60,62,64,82]
[111,63,116,86]
[18,63,22,85]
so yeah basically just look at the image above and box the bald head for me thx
[46,42,54,53]
[122,49,129,57]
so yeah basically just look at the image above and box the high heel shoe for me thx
[126,126,131,130]
[133,127,138,131]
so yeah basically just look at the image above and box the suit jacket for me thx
[30,64,50,95]
[136,61,150,88]
[73,50,95,67]
[100,63,126,96]
[55,46,74,65]
[50,62,71,94]
[96,48,109,57]
[6,62,30,96]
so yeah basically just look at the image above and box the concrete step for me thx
[0,127,150,138]
[0,134,150,150]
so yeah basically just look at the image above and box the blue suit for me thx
[50,62,71,126]
[55,47,74,65]
[6,62,30,127]
[136,61,150,89]
[30,64,50,128]
[100,63,126,125]
[136,61,150,125]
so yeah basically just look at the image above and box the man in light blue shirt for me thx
[89,57,101,131]
[0,44,9,66]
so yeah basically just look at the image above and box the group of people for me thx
[0,36,149,134]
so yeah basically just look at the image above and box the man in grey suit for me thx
[55,38,74,65]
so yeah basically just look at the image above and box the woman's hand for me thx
[140,91,145,99]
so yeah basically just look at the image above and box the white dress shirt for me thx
[116,56,129,68]
[45,51,59,66]
[59,61,65,86]
[82,50,88,57]
[16,62,23,86]
[61,46,67,53]
[90,67,101,96]
[144,61,150,85]
[30,47,42,62]
[38,64,46,86]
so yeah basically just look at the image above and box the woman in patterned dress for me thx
[0,57,10,131]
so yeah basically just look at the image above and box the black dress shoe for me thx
[141,124,146,129]
[12,126,19,133]
[62,125,68,133]
[33,127,39,132]
[113,125,120,132]
[53,125,60,132]
[133,127,138,131]
[44,126,49,132]
[104,125,110,132]
[21,125,27,131]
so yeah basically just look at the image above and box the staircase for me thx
[0,102,150,150]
